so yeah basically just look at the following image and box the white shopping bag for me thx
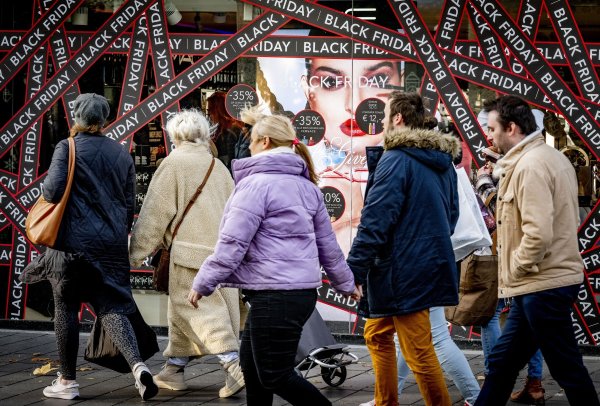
[451,167,493,261]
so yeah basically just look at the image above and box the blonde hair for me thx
[69,122,102,137]
[165,109,211,147]
[256,62,286,114]
[241,107,319,185]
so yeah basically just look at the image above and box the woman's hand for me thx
[187,289,202,308]
[350,285,363,301]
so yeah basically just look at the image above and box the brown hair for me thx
[242,107,319,185]
[388,91,425,129]
[482,95,536,135]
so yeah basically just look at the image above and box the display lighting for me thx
[344,8,376,21]
[165,0,182,26]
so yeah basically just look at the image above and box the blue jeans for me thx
[240,289,331,406]
[475,285,599,406]
[396,307,480,405]
[481,300,543,378]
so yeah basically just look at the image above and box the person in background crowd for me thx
[476,108,546,405]
[234,119,253,160]
[207,91,244,172]
[348,91,460,406]
[474,96,599,406]
[129,110,244,398]
[40,93,157,401]
[188,107,360,406]
[360,116,479,406]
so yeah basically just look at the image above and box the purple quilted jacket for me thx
[192,151,355,296]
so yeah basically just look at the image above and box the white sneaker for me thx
[154,362,188,391]
[219,359,245,398]
[43,373,79,400]
[359,400,375,406]
[133,362,159,400]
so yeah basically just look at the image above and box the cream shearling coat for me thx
[129,142,240,357]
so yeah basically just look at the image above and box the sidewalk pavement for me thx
[1,329,600,405]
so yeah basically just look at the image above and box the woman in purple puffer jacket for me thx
[188,108,359,406]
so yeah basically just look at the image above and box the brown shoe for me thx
[510,377,545,405]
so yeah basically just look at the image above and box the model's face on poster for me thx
[302,58,401,155]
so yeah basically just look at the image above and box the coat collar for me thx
[493,132,544,180]
[383,127,461,159]
[233,153,309,184]
[175,141,212,154]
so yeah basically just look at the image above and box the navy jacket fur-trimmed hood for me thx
[348,127,460,318]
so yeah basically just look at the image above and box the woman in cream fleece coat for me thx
[129,110,244,398]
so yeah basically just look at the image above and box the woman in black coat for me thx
[40,93,157,401]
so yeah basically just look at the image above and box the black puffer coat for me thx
[43,132,136,314]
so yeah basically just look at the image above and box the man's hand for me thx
[477,162,493,177]
[187,289,202,308]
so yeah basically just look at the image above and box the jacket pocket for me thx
[171,241,214,270]
[510,251,539,280]
[498,192,516,229]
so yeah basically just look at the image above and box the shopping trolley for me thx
[294,308,359,387]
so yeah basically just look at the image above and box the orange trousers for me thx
[363,310,451,406]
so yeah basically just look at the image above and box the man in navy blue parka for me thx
[347,91,460,405]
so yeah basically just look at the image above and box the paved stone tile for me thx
[1,329,600,405]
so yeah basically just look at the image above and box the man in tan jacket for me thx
[474,96,599,406]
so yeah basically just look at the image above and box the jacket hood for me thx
[384,128,461,171]
[232,152,309,183]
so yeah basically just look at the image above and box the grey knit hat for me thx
[74,93,110,127]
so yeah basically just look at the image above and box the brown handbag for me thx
[445,190,499,326]
[445,252,499,326]
[25,137,75,247]
[151,158,216,293]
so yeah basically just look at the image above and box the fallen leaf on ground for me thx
[77,366,93,371]
[33,363,58,376]
[31,357,52,363]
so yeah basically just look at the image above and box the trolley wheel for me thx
[321,365,347,387]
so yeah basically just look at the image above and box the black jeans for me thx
[475,284,600,406]
[240,289,331,406]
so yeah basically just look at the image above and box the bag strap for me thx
[62,137,76,201]
[482,191,498,255]
[170,158,216,244]
[484,191,496,210]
